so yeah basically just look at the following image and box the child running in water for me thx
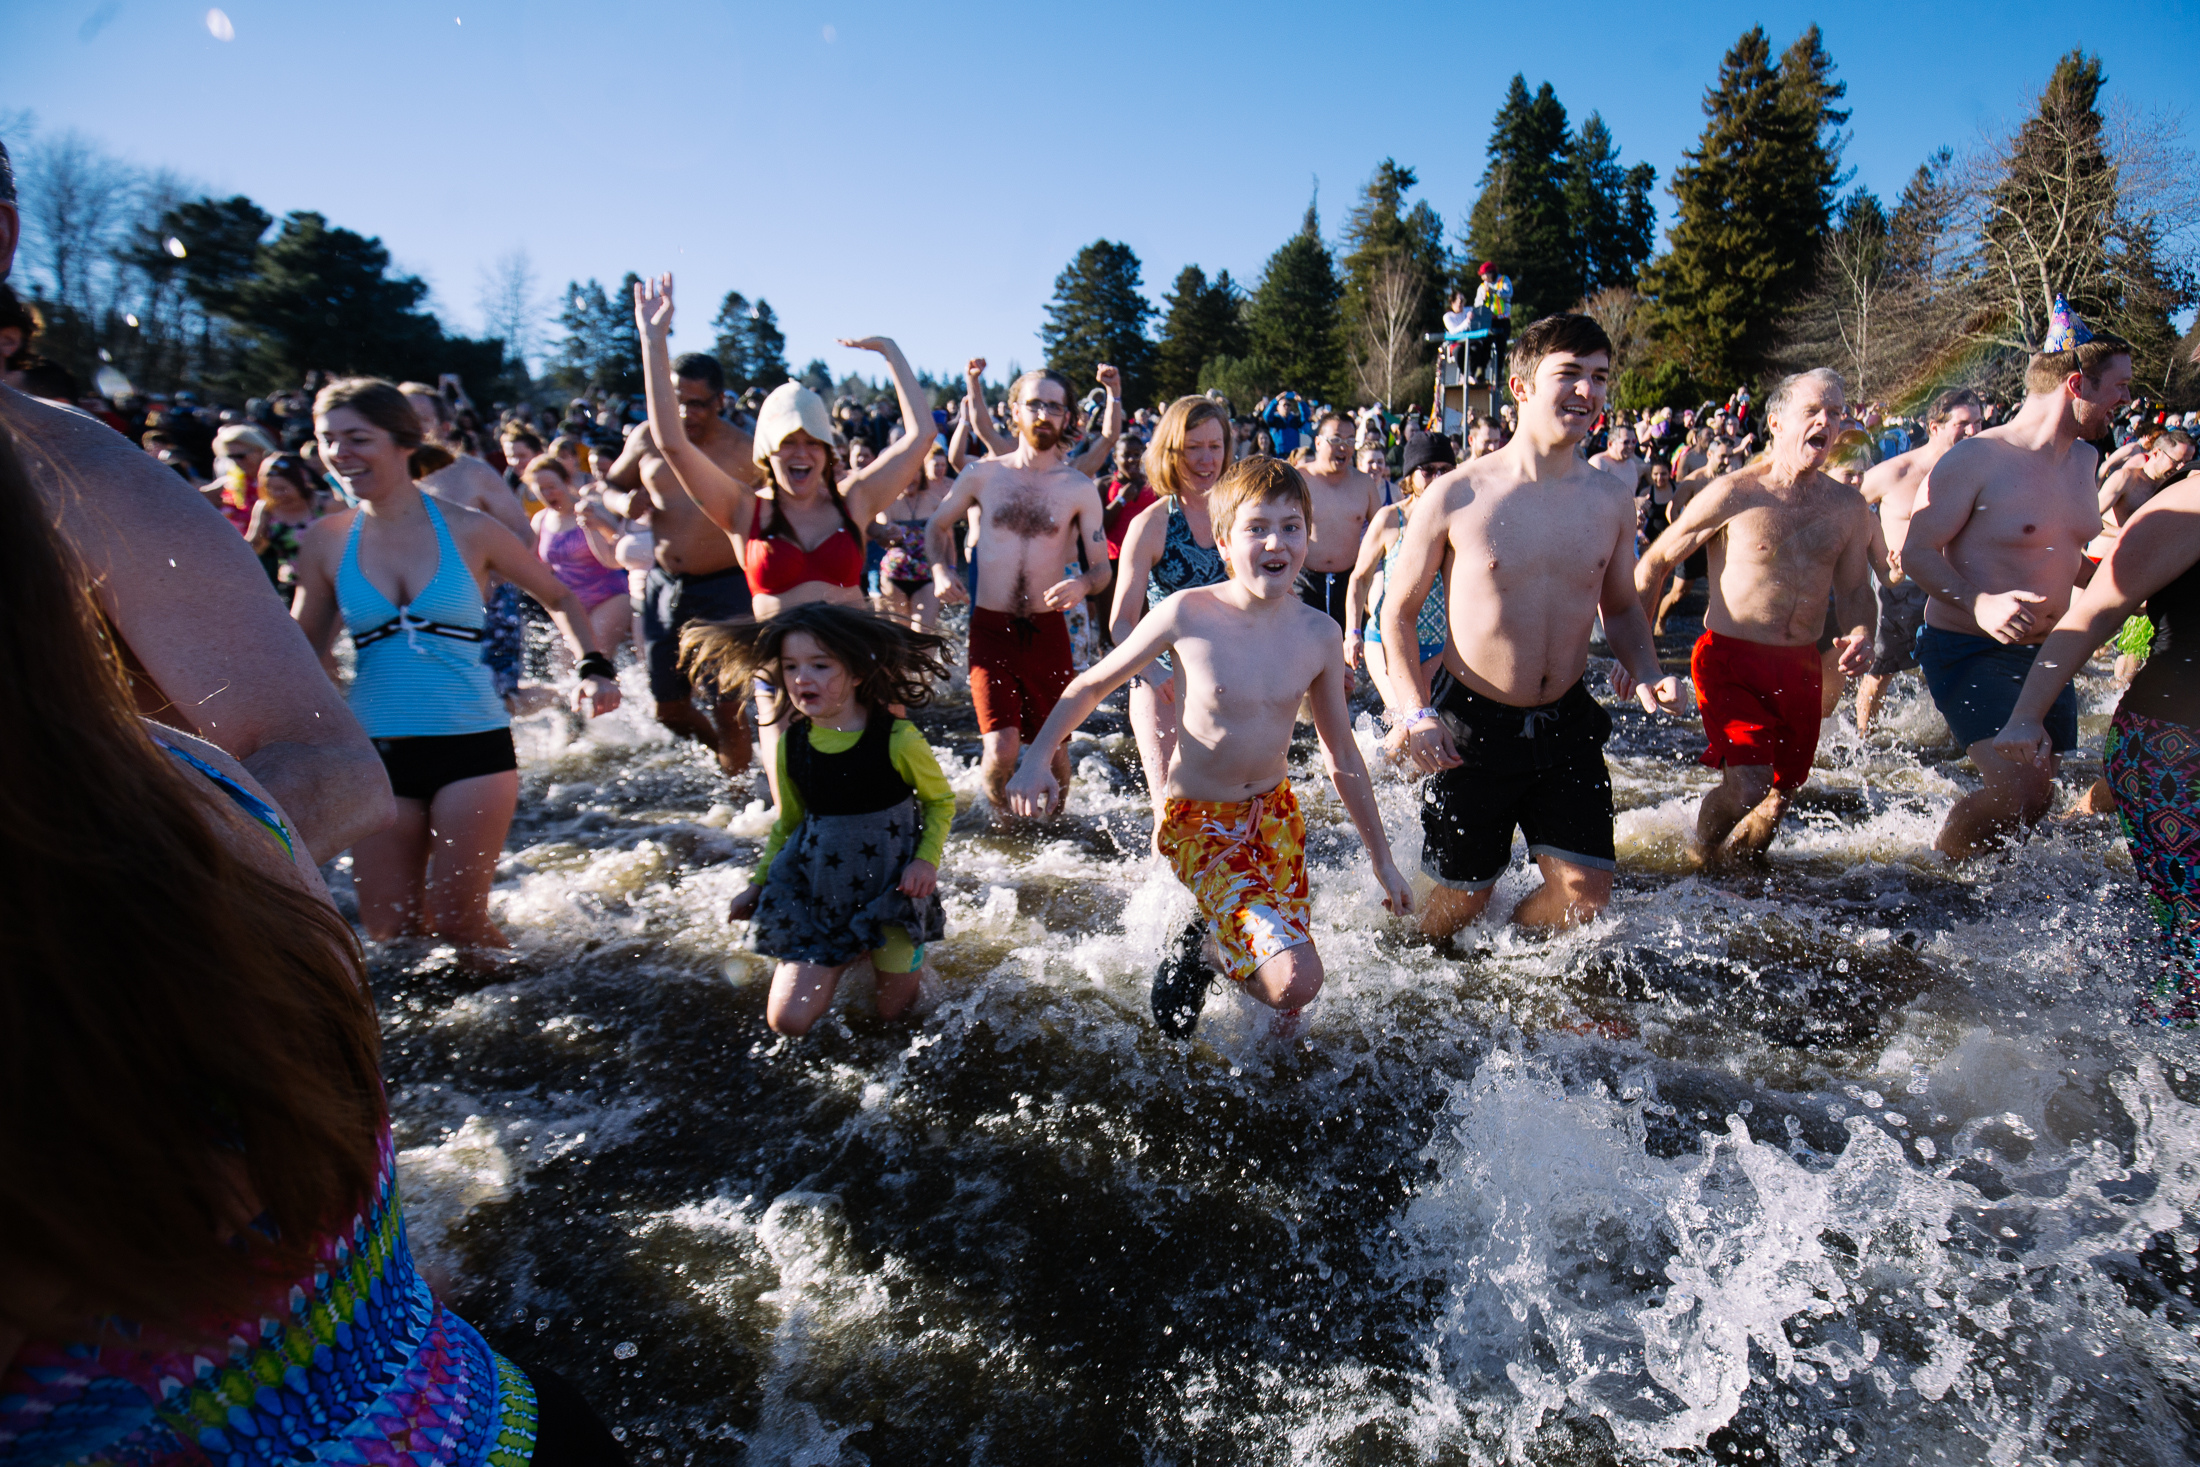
[683,604,956,1036]
[1007,457,1412,1035]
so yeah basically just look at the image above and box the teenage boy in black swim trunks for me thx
[1295,411,1383,640]
[1376,314,1685,935]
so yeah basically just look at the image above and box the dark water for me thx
[347,601,2200,1466]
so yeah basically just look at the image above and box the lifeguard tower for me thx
[1426,318,1503,437]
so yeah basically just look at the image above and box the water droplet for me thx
[613,1341,638,1359]
[204,8,234,41]
[821,22,836,41]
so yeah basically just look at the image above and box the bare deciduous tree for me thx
[1580,285,1641,372]
[20,130,136,323]
[1350,254,1429,406]
[477,247,543,375]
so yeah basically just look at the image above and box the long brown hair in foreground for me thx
[0,429,382,1341]
[681,602,952,728]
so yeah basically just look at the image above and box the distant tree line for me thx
[1037,32,2199,417]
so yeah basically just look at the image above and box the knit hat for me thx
[1401,430,1457,478]
[753,382,838,457]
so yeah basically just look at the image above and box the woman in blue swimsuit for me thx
[291,378,621,954]
[1109,396,1233,843]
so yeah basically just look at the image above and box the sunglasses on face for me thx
[1018,400,1070,418]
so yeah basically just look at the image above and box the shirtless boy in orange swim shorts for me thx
[1007,457,1412,1035]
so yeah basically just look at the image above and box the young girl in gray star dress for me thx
[682,604,956,1035]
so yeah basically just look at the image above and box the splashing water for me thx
[352,634,2200,1465]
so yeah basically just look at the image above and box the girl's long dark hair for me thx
[680,602,951,728]
[0,428,383,1340]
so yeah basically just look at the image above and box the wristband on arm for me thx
[577,651,616,682]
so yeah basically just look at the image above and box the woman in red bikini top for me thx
[635,274,932,800]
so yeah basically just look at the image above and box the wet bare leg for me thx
[1819,646,1846,720]
[1654,577,1691,638]
[419,769,521,954]
[980,728,1022,817]
[1937,739,2056,861]
[1420,883,1498,939]
[354,798,433,940]
[767,959,853,1035]
[1129,678,1181,851]
[1697,763,1788,863]
[1244,942,1323,1011]
[2077,776,2118,815]
[1510,855,1612,930]
[874,964,923,1020]
[1855,672,1893,737]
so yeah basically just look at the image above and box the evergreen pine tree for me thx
[1245,201,1347,402]
[1154,264,1246,402]
[553,273,646,396]
[1463,77,1576,320]
[1563,116,1659,297]
[1888,147,1956,283]
[1339,160,1450,338]
[1040,240,1157,406]
[711,290,755,391]
[1636,25,1849,393]
[226,212,443,388]
[746,301,790,390]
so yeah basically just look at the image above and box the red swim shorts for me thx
[968,607,1075,742]
[1691,629,1823,791]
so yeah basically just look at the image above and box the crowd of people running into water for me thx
[6,116,2200,1460]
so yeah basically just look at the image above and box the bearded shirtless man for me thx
[1903,316,2133,860]
[1637,367,1876,863]
[604,351,761,773]
[1380,315,1685,937]
[1854,387,1984,735]
[926,367,1110,818]
[1296,411,1383,637]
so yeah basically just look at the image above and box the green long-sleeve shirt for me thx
[752,718,956,883]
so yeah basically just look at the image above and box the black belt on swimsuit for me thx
[353,614,487,650]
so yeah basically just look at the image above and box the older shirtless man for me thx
[1637,367,1876,863]
[0,142,390,861]
[1903,310,2132,859]
[1296,411,1384,636]
[1380,314,1684,936]
[1588,420,1649,493]
[927,367,1110,818]
[1854,387,1984,735]
[604,351,761,773]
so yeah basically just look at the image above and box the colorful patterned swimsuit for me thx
[1145,503,1225,674]
[2105,555,2200,1025]
[0,1132,540,1466]
[0,744,541,1466]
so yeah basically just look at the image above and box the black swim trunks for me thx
[373,728,518,801]
[1420,673,1616,891]
[1298,568,1351,630]
[642,564,753,703]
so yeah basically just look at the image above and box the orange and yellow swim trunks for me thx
[1158,777,1312,983]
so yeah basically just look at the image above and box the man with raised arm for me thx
[961,355,1124,480]
[0,140,391,860]
[1636,368,1877,864]
[1379,314,1685,937]
[1854,387,1984,736]
[603,349,761,774]
[926,368,1111,820]
[1295,410,1384,637]
[1901,301,2131,860]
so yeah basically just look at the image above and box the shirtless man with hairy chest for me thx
[927,367,1109,818]
[1637,367,1876,863]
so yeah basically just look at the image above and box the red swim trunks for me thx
[1691,629,1823,791]
[968,607,1075,741]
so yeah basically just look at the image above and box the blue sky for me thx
[4,1,2195,385]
